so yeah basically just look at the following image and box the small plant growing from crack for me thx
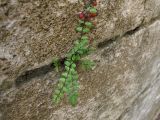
[52,0,98,106]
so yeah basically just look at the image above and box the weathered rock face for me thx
[0,0,160,120]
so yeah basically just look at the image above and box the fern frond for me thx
[52,0,98,106]
[52,57,60,72]
[80,59,95,71]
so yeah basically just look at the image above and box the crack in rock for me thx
[13,15,160,88]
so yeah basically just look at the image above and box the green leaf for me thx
[85,4,91,9]
[55,89,60,94]
[76,27,83,32]
[66,88,71,95]
[75,55,80,61]
[74,46,79,51]
[55,97,60,104]
[73,70,78,75]
[80,59,95,71]
[52,95,57,101]
[69,68,77,75]
[74,40,79,46]
[70,68,75,74]
[66,81,71,87]
[63,87,67,92]
[83,28,90,33]
[81,39,88,45]
[72,55,76,61]
[65,61,71,66]
[85,22,93,28]
[59,93,64,98]
[60,78,66,83]
[62,72,68,78]
[69,49,76,55]
[58,83,63,88]
[67,74,72,80]
[71,63,76,68]
[52,57,59,65]
[65,66,70,71]
[78,47,93,57]
[52,57,60,72]
[77,50,83,55]
[81,35,88,40]
[66,53,72,58]
[52,94,61,104]
[69,93,78,107]
[73,74,79,80]
[79,20,84,24]
[73,81,79,88]
[66,78,72,84]
[89,8,97,13]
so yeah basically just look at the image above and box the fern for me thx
[52,57,60,72]
[80,59,95,71]
[52,0,98,106]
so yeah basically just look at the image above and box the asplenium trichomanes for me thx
[52,0,98,106]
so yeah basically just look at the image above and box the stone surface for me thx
[0,0,160,120]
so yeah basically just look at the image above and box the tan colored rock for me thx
[0,0,160,120]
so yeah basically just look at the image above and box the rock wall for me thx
[0,0,160,120]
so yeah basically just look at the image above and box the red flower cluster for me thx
[76,0,98,43]
[92,1,97,6]
[78,0,98,20]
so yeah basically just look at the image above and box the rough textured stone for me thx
[0,0,160,120]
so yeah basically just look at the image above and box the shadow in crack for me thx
[97,35,119,48]
[15,58,66,87]
[15,63,54,87]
